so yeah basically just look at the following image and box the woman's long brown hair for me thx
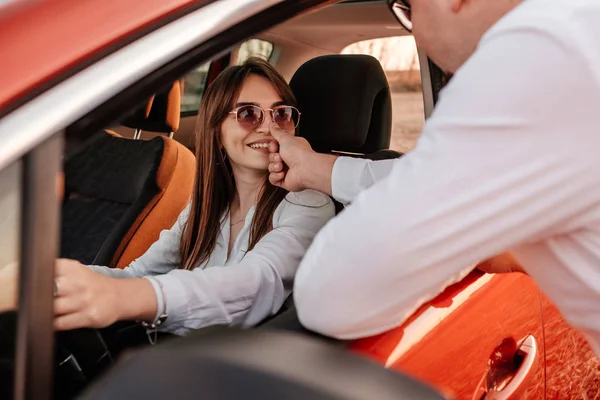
[179,57,293,270]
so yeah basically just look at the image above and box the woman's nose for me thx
[256,111,273,133]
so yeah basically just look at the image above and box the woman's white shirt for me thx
[88,190,334,335]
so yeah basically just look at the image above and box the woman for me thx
[52,57,334,336]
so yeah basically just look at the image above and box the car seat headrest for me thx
[289,55,392,154]
[122,80,183,134]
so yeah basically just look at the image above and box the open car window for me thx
[342,36,424,154]
[181,39,274,113]
[236,39,274,64]
[181,62,211,114]
[180,39,275,115]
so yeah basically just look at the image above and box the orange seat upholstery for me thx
[61,82,195,269]
[121,80,183,138]
[111,79,194,269]
[111,131,195,269]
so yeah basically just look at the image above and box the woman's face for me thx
[220,74,291,175]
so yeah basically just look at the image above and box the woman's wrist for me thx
[114,277,158,322]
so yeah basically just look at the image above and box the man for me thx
[267,0,600,357]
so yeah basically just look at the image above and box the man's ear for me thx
[450,0,468,13]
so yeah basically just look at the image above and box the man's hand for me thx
[268,124,337,195]
[268,124,314,192]
[476,253,526,274]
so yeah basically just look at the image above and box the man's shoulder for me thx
[492,0,599,38]
[481,0,600,84]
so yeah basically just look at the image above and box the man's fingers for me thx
[269,123,284,140]
[268,140,279,154]
[269,123,293,141]
[269,172,285,186]
[269,152,282,163]
[269,161,283,173]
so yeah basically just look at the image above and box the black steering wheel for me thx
[0,311,151,400]
[54,320,154,397]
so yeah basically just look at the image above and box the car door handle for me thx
[474,335,539,400]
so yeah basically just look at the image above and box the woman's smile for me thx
[247,139,272,153]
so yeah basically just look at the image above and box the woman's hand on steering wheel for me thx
[53,259,123,331]
[53,259,159,331]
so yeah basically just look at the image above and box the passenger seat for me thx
[289,54,402,214]
[61,82,195,269]
[290,54,400,159]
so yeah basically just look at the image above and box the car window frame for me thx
[13,134,62,400]
[180,52,232,118]
[0,133,62,400]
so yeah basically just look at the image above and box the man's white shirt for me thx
[294,0,600,357]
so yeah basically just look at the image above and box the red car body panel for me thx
[349,272,546,399]
[0,0,205,113]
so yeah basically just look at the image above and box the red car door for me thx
[349,271,546,399]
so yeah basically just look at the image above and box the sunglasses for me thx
[229,105,301,132]
[388,0,412,32]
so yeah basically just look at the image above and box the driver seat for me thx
[289,54,402,214]
[60,81,195,269]
[290,54,400,158]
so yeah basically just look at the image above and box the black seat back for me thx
[290,54,395,156]
[60,82,181,267]
[290,55,402,214]
[61,134,165,266]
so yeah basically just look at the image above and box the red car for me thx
[0,0,597,399]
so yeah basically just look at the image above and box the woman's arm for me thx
[52,207,190,330]
[149,190,335,335]
[53,259,158,330]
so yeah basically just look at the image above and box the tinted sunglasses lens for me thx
[273,107,300,131]
[236,105,263,131]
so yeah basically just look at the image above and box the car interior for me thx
[56,0,424,393]
[109,0,423,154]
[61,0,416,266]
[37,0,423,396]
